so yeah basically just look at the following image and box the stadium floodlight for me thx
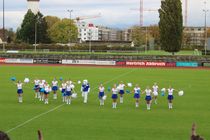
[203,1,209,55]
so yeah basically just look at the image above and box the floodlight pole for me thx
[2,0,5,52]
[67,9,73,52]
[203,1,209,55]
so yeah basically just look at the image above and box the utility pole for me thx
[2,0,5,52]
[67,9,73,52]
[35,16,37,52]
[203,1,209,55]
[89,30,92,53]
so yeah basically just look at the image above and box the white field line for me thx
[6,104,64,133]
[6,69,136,133]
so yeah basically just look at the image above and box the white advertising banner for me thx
[5,59,33,64]
[62,60,116,66]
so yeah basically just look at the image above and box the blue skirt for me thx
[17,89,23,94]
[145,96,152,101]
[168,95,174,100]
[119,90,125,95]
[61,89,66,93]
[134,93,140,99]
[112,94,118,99]
[66,91,72,96]
[52,86,58,91]
[34,85,39,90]
[44,91,49,95]
[98,92,105,99]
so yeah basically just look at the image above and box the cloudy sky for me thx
[0,0,210,30]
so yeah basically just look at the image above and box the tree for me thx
[131,26,146,47]
[16,10,48,44]
[207,28,210,37]
[158,0,183,54]
[44,16,60,43]
[48,18,78,43]
[148,25,160,44]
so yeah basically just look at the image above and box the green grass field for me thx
[0,65,209,140]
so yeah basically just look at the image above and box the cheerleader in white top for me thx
[52,78,58,99]
[39,80,45,101]
[98,84,105,106]
[66,82,75,105]
[44,82,51,104]
[15,81,24,103]
[143,86,152,110]
[112,84,118,109]
[118,81,126,104]
[33,79,40,99]
[61,81,67,102]
[167,86,177,109]
[152,83,159,104]
[133,84,141,108]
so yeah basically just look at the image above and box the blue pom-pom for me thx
[108,87,111,92]
[161,92,165,96]
[10,77,16,81]
[59,77,63,81]
[126,90,130,94]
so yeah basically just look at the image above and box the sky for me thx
[0,0,210,30]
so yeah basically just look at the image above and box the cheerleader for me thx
[66,82,74,105]
[98,84,105,106]
[112,84,118,109]
[143,86,152,110]
[39,80,45,101]
[167,86,176,109]
[44,82,51,104]
[152,83,159,104]
[15,81,24,103]
[133,84,141,108]
[33,79,40,99]
[52,78,58,99]
[61,81,67,102]
[118,81,126,104]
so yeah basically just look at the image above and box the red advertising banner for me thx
[116,61,126,66]
[126,61,167,67]
[0,58,6,63]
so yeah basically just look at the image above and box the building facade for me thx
[77,22,131,42]
[183,27,206,46]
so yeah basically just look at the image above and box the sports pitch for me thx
[0,65,209,140]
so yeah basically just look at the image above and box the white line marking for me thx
[6,104,64,133]
[6,69,136,133]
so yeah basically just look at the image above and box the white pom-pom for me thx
[49,88,52,92]
[161,88,166,92]
[178,91,184,96]
[102,95,107,100]
[127,83,132,87]
[59,88,62,91]
[72,93,77,98]
[24,78,30,83]
[78,81,81,84]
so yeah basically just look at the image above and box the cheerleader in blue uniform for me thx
[33,79,40,99]
[133,84,141,108]
[81,80,90,104]
[66,82,74,105]
[98,84,105,106]
[61,81,67,102]
[39,80,45,101]
[143,86,152,110]
[118,81,126,104]
[167,86,176,109]
[112,84,118,109]
[44,82,51,104]
[52,78,58,99]
[15,81,24,103]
